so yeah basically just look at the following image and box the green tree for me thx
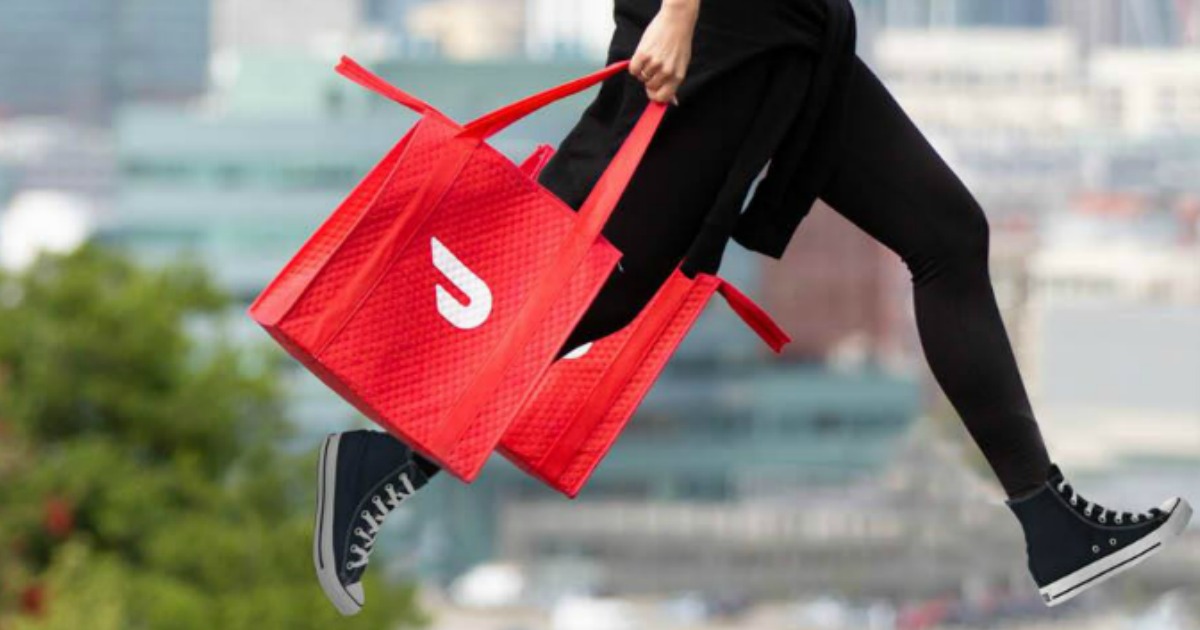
[0,246,425,629]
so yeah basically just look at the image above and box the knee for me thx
[952,196,991,263]
[909,194,991,281]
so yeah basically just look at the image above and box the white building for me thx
[873,28,1087,137]
[870,28,1088,214]
[1020,211,1200,470]
[406,0,525,60]
[524,0,613,61]
[1089,49,1200,137]
[212,0,382,59]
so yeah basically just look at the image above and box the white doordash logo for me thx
[431,236,492,329]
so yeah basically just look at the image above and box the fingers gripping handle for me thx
[463,61,634,139]
[336,56,439,116]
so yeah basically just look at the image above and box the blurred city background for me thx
[1,0,1198,628]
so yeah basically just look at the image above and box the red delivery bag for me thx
[500,263,790,498]
[249,56,665,481]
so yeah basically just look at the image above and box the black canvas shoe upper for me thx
[1006,463,1172,589]
[328,430,438,588]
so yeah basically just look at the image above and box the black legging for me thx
[541,54,1053,499]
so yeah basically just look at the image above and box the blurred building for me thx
[1014,200,1200,470]
[1053,0,1197,49]
[492,422,1029,601]
[411,356,922,590]
[0,0,209,122]
[871,27,1200,221]
[362,0,442,58]
[407,0,525,60]
[1089,49,1200,137]
[857,0,1196,47]
[870,29,1084,218]
[103,54,606,297]
[857,0,1053,28]
[758,202,913,368]
[873,29,1085,138]
[0,120,115,205]
[524,0,614,61]
[212,0,365,56]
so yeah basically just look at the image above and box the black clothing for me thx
[820,57,1051,497]
[546,51,807,356]
[542,0,857,274]
[541,17,1053,496]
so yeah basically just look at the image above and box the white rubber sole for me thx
[314,433,365,616]
[1040,497,1192,607]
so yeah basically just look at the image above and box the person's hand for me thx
[629,0,698,104]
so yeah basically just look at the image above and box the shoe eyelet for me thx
[1098,515,1106,524]
[346,562,354,571]
[1070,497,1078,506]
[1109,538,1117,547]
[1091,545,1100,554]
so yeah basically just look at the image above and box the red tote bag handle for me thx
[716,279,791,353]
[462,61,634,139]
[336,56,638,138]
[518,144,555,179]
[336,56,441,116]
[335,55,665,241]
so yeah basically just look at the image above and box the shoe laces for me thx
[1054,479,1161,526]
[347,472,418,571]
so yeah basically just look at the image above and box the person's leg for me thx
[819,58,1194,607]
[816,56,1051,499]
[539,57,781,359]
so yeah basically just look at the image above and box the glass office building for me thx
[0,0,209,121]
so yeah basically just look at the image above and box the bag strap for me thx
[716,278,790,353]
[462,61,634,140]
[518,144,556,179]
[336,56,441,117]
[338,56,634,138]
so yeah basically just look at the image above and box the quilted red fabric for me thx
[249,57,664,481]
[500,266,791,497]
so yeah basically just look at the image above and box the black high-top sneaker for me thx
[1006,463,1192,607]
[314,430,439,616]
